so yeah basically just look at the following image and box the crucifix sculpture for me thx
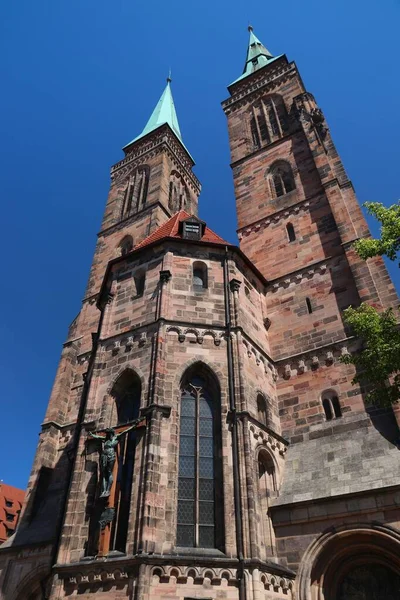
[88,417,146,557]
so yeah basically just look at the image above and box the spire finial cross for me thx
[248,24,253,32]
[167,67,172,83]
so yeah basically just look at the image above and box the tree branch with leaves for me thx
[340,201,400,407]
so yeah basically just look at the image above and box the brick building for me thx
[1,27,400,600]
[0,484,24,544]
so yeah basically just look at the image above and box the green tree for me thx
[340,201,400,406]
[353,201,400,262]
[341,304,400,407]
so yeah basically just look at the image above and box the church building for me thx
[1,27,400,600]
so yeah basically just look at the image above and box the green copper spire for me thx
[124,77,184,149]
[230,26,281,86]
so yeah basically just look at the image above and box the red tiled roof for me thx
[0,483,25,543]
[134,210,229,250]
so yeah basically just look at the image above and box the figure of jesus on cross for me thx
[87,416,146,556]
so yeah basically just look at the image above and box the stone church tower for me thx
[1,27,400,600]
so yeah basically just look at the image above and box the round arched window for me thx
[338,563,400,600]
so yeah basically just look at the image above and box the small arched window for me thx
[249,95,288,150]
[269,161,296,198]
[257,394,270,427]
[193,261,208,289]
[322,391,342,421]
[177,366,224,550]
[119,235,133,256]
[306,297,313,314]
[286,223,296,242]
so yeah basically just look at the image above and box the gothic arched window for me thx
[111,370,141,552]
[168,171,189,213]
[121,166,149,218]
[322,390,342,421]
[177,367,224,550]
[250,95,288,150]
[269,161,296,198]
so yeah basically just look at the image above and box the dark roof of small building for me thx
[134,210,229,250]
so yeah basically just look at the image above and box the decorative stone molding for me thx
[249,422,288,456]
[85,293,99,306]
[110,129,200,193]
[159,269,172,283]
[229,278,242,293]
[77,351,91,365]
[222,60,295,112]
[259,573,293,595]
[270,260,329,292]
[238,198,313,240]
[151,565,238,585]
[311,355,320,369]
[112,340,121,355]
[297,359,305,374]
[276,339,356,379]
[166,325,225,346]
[63,569,129,588]
[100,329,156,354]
[242,338,275,378]
[326,350,334,365]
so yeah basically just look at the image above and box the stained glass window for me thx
[177,376,220,548]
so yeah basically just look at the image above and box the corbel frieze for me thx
[166,325,225,346]
[277,340,354,380]
[241,338,277,381]
[238,199,313,240]
[63,569,130,589]
[151,565,238,586]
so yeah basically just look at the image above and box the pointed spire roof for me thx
[124,77,189,153]
[230,26,282,86]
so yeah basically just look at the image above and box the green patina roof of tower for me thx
[230,26,283,86]
[124,78,191,157]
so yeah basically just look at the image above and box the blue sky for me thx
[1,0,399,489]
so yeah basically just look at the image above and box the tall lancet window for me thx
[121,166,149,218]
[177,368,224,550]
[110,370,141,552]
[250,95,288,150]
[257,450,277,555]
[168,171,189,213]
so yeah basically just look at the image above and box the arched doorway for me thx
[337,563,400,600]
[296,524,400,600]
